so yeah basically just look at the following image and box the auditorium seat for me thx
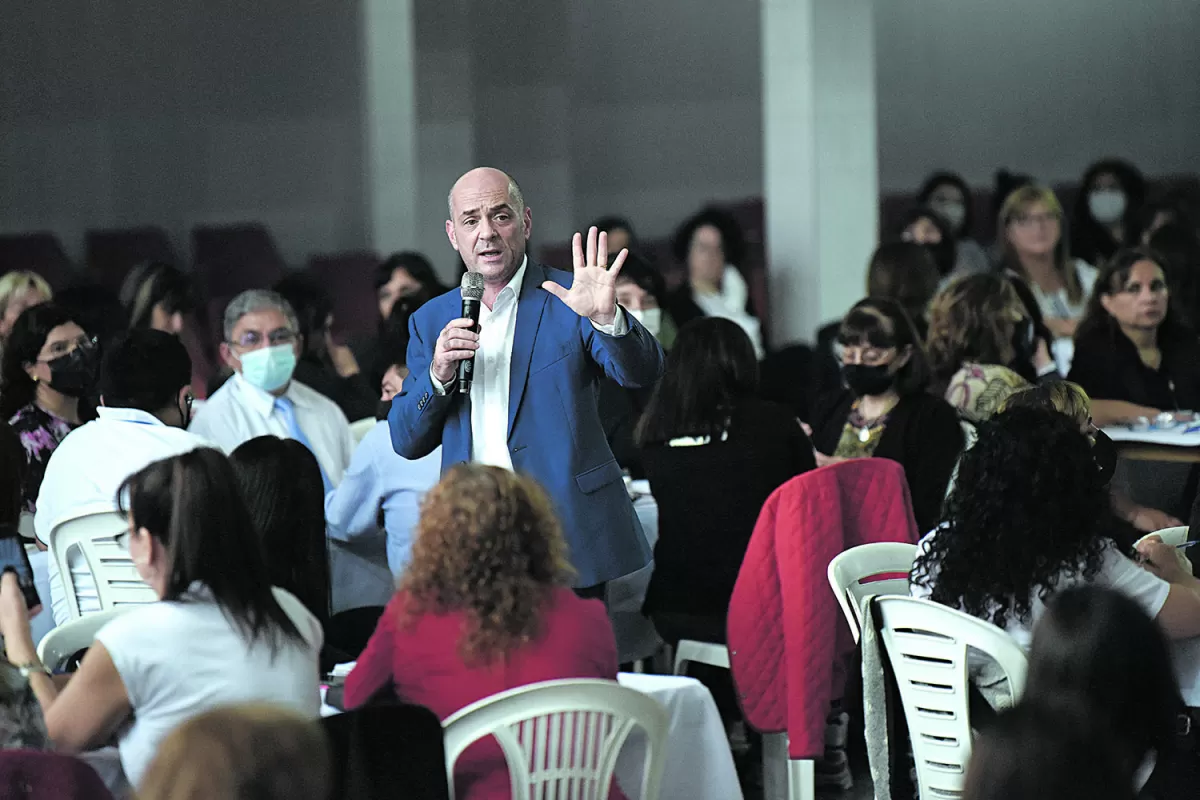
[85,226,178,290]
[192,223,286,299]
[308,251,380,338]
[0,231,74,289]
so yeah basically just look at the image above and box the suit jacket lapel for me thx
[508,262,550,440]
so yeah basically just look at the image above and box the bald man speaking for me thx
[389,167,665,594]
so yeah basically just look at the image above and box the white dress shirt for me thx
[34,407,214,625]
[189,373,355,484]
[433,256,627,469]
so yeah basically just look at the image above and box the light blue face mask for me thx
[238,344,297,392]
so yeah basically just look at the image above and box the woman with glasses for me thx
[1069,249,1200,427]
[999,185,1099,341]
[809,297,963,532]
[0,303,95,513]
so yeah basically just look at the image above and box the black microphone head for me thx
[460,272,485,301]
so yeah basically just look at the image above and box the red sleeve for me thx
[343,595,403,708]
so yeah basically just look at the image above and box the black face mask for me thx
[842,363,896,397]
[1011,318,1036,369]
[375,398,393,423]
[1092,429,1118,487]
[45,345,97,398]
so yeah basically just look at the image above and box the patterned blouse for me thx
[8,403,76,514]
[945,363,1030,423]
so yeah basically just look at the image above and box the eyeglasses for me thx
[836,343,895,367]
[1010,211,1061,228]
[38,335,96,362]
[229,328,296,349]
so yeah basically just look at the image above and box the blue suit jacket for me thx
[389,262,666,586]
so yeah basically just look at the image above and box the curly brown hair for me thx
[399,464,575,664]
[926,273,1026,380]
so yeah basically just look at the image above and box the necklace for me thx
[849,399,893,444]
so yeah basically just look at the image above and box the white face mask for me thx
[1088,189,1126,225]
[932,200,966,232]
[628,307,662,339]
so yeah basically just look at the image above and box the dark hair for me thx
[0,303,80,419]
[117,449,306,651]
[1076,248,1189,343]
[1147,223,1200,326]
[1072,158,1146,243]
[53,284,126,347]
[119,262,196,330]
[99,330,192,414]
[963,701,1135,800]
[898,206,957,277]
[374,251,446,297]
[229,437,331,627]
[1138,196,1195,243]
[917,170,975,237]
[836,297,932,395]
[635,317,758,446]
[911,408,1114,628]
[1027,585,1182,765]
[591,215,637,248]
[614,250,667,309]
[273,274,332,359]
[991,169,1034,221]
[865,242,940,321]
[672,207,746,268]
[0,422,23,527]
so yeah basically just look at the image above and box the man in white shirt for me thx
[189,290,354,484]
[35,330,212,624]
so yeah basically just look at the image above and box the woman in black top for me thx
[636,317,815,643]
[1069,248,1200,426]
[810,298,963,533]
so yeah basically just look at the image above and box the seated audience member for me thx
[34,329,210,624]
[274,274,377,422]
[998,184,1098,340]
[910,408,1200,705]
[345,465,617,800]
[1148,222,1200,327]
[0,449,322,791]
[963,702,1135,800]
[899,205,958,279]
[813,242,941,401]
[0,271,51,354]
[592,215,639,256]
[0,304,94,513]
[637,317,816,643]
[353,251,446,390]
[916,171,992,276]
[118,261,214,398]
[998,382,1181,534]
[138,704,330,800]
[666,207,764,358]
[926,273,1051,420]
[1069,248,1200,425]
[326,327,440,579]
[189,290,354,490]
[1020,586,1191,794]
[229,437,332,628]
[810,298,962,532]
[1070,158,1146,268]
[1140,197,1195,246]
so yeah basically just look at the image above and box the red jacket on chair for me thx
[727,458,920,759]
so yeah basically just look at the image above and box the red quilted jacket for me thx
[727,458,920,758]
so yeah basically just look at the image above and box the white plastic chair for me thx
[48,506,156,619]
[36,609,126,671]
[349,417,376,445]
[18,512,35,540]
[672,640,730,675]
[827,542,918,643]
[442,678,669,800]
[874,596,1028,799]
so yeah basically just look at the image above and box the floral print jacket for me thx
[8,404,76,514]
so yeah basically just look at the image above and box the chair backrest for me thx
[827,542,918,643]
[442,678,669,800]
[874,596,1028,799]
[349,417,376,445]
[37,609,127,671]
[48,507,156,619]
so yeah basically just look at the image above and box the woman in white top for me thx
[0,448,322,789]
[998,185,1098,341]
[910,407,1200,705]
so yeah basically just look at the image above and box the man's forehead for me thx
[234,308,289,330]
[453,187,515,216]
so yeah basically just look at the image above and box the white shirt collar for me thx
[493,256,528,307]
[233,372,294,419]
[96,406,167,427]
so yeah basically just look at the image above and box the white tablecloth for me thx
[608,493,661,663]
[1103,424,1200,447]
[320,670,742,800]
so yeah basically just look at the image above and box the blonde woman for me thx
[999,185,1098,339]
[0,271,51,352]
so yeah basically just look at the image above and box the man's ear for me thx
[446,220,460,252]
[219,342,239,372]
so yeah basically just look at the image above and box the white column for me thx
[361,0,418,255]
[762,0,878,346]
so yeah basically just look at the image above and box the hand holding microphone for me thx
[431,272,485,391]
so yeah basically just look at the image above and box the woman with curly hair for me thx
[343,464,618,800]
[910,407,1200,704]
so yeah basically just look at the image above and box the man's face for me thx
[445,169,531,285]
[222,308,298,373]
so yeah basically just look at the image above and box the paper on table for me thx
[1102,425,1200,447]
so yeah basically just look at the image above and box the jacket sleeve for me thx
[580,312,665,390]
[388,311,458,459]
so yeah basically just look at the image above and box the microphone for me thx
[458,272,486,395]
